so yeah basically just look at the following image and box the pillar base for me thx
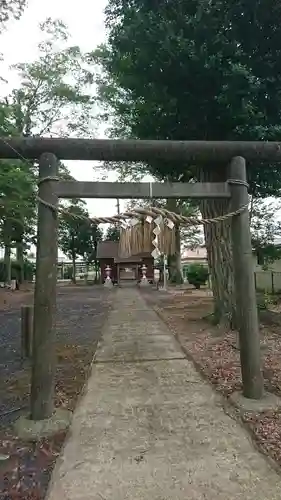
[14,408,72,441]
[139,278,150,287]
[229,391,281,413]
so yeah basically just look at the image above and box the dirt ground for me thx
[141,286,281,469]
[0,285,113,500]
[0,284,34,311]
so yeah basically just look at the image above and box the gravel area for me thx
[0,285,113,499]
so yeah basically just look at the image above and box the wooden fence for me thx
[254,271,281,293]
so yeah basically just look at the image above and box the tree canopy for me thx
[93,0,281,193]
[3,18,95,138]
[0,0,27,32]
[92,0,281,321]
[105,224,120,241]
[0,17,97,282]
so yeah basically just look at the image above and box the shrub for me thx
[0,259,35,282]
[256,291,277,311]
[187,263,209,289]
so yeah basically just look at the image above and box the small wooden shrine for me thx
[97,241,154,285]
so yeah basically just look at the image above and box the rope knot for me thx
[227,178,249,189]
[37,176,60,186]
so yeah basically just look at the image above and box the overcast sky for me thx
[0,0,132,218]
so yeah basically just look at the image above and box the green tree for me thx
[0,18,96,282]
[250,198,281,268]
[105,224,120,241]
[0,0,28,84]
[84,222,103,280]
[0,0,27,32]
[93,0,281,325]
[0,161,35,283]
[58,200,102,283]
[7,18,95,137]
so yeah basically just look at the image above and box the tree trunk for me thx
[166,199,183,284]
[200,165,236,327]
[84,261,89,284]
[3,219,12,285]
[93,260,98,283]
[167,224,183,284]
[72,254,76,284]
[16,241,25,284]
[4,244,11,285]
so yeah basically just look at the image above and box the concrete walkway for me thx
[47,288,281,500]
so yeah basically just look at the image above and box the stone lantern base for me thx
[104,278,113,288]
[139,277,150,287]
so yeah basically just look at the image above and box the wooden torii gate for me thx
[1,137,281,425]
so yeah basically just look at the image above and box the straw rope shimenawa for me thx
[0,136,249,258]
[37,175,248,257]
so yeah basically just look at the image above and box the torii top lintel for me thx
[0,137,281,162]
